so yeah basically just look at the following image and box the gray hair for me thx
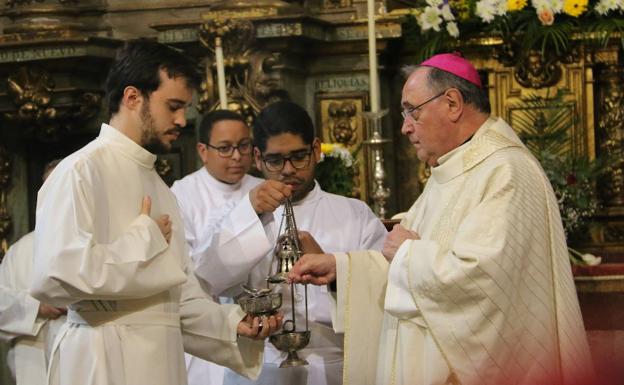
[401,65,491,114]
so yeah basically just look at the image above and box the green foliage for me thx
[315,156,355,197]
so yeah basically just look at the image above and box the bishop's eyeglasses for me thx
[205,139,253,158]
[261,149,312,172]
[401,90,446,123]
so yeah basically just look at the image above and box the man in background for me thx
[171,109,290,385]
[0,160,65,385]
[200,100,387,385]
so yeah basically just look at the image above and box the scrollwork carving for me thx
[5,67,56,129]
[493,36,581,88]
[198,18,288,123]
[514,50,561,89]
[4,66,101,140]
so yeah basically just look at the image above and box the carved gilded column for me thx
[596,64,624,207]
[0,146,11,262]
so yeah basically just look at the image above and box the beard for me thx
[140,103,171,154]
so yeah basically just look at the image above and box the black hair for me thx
[402,65,491,114]
[105,38,201,117]
[253,100,315,152]
[199,109,247,144]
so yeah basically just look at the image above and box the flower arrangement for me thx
[404,0,624,62]
[315,143,357,197]
[512,90,604,265]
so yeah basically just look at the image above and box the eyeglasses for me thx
[401,90,446,123]
[261,149,312,172]
[205,139,252,158]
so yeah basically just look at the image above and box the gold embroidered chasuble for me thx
[331,118,595,385]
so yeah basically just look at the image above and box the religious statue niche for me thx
[4,67,101,141]
[0,146,12,262]
[238,199,310,367]
[317,92,369,200]
[198,17,288,125]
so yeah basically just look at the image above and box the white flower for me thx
[581,253,602,266]
[493,0,508,15]
[531,0,550,10]
[551,0,564,12]
[426,0,444,7]
[446,21,460,37]
[476,0,497,23]
[418,6,444,31]
[594,2,610,15]
[441,4,455,21]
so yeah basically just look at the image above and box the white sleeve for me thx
[0,240,42,339]
[31,162,186,307]
[356,201,388,251]
[179,255,263,380]
[193,192,272,296]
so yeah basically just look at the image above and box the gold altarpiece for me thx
[0,0,621,261]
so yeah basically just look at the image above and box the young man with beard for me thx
[30,39,281,385]
[207,100,388,385]
[170,110,292,385]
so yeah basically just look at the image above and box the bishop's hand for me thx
[382,224,419,262]
[288,253,336,285]
[249,180,292,214]
[237,313,283,340]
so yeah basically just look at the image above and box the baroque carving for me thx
[327,101,357,146]
[5,67,56,128]
[514,50,562,89]
[596,64,624,207]
[494,39,580,89]
[4,66,101,140]
[0,146,12,262]
[198,18,287,123]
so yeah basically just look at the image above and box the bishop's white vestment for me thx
[30,124,264,385]
[0,232,65,385]
[332,118,595,385]
[171,168,263,385]
[193,182,387,385]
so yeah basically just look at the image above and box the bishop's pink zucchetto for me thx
[420,52,482,89]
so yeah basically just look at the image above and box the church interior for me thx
[0,1,623,384]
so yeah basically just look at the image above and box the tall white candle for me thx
[215,37,228,109]
[367,0,380,113]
